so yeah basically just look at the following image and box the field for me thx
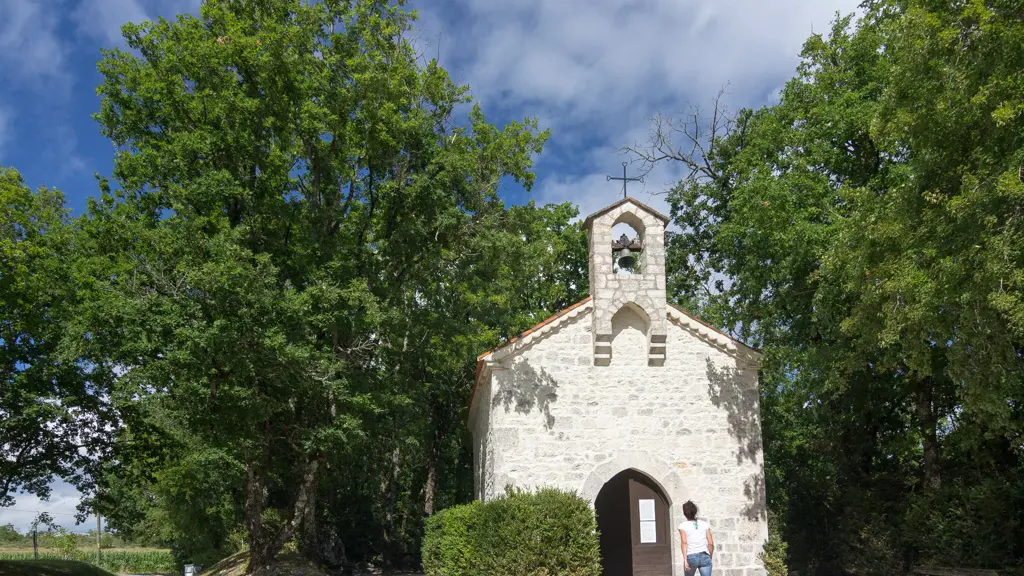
[0,549,175,574]
[0,560,115,576]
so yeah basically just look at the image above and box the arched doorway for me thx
[595,469,672,576]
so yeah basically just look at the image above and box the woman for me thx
[678,500,714,576]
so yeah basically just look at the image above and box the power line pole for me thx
[96,513,102,567]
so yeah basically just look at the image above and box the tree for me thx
[635,0,1024,572]
[0,166,116,508]
[81,0,552,571]
[30,513,55,560]
[0,523,22,544]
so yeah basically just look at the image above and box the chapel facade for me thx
[467,198,769,576]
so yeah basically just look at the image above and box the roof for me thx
[467,298,760,425]
[468,297,592,418]
[582,197,671,227]
[475,296,593,361]
[666,303,761,356]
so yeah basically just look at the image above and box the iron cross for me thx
[607,161,644,199]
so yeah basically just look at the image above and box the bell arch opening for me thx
[611,212,646,275]
[595,468,674,576]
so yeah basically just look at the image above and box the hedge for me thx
[422,487,601,576]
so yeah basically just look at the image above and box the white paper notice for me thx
[640,520,657,543]
[638,499,656,522]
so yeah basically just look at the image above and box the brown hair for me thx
[683,500,699,521]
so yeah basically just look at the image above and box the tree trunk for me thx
[245,457,271,573]
[381,445,401,575]
[423,422,442,517]
[423,458,438,518]
[246,454,321,573]
[271,455,321,555]
[915,376,941,490]
[300,471,319,560]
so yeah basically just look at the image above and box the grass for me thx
[0,549,333,576]
[203,551,329,576]
[201,551,248,576]
[0,550,174,574]
[0,550,168,554]
[0,560,115,576]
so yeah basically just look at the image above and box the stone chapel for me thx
[467,197,769,576]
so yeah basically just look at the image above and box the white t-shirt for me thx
[678,519,710,554]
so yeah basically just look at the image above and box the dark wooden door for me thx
[628,474,672,576]
[596,470,672,576]
[596,472,632,576]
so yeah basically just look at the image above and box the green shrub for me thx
[759,512,789,576]
[837,512,902,576]
[52,529,80,560]
[422,487,601,576]
[422,502,479,576]
[904,476,1024,570]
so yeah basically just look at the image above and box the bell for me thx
[617,247,636,270]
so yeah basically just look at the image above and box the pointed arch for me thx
[611,303,651,365]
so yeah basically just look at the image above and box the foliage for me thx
[904,473,1024,569]
[73,0,586,571]
[0,525,158,551]
[0,524,21,543]
[759,512,788,576]
[422,488,601,576]
[637,0,1024,573]
[51,530,81,561]
[0,167,116,507]
[421,502,479,576]
[31,514,55,535]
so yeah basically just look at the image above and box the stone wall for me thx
[471,303,767,576]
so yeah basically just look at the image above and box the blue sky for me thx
[0,0,858,532]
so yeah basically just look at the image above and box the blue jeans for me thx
[686,552,712,576]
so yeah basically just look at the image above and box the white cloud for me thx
[0,482,96,534]
[73,0,203,46]
[0,0,67,82]
[418,0,858,127]
[0,104,11,159]
[414,0,861,212]
[73,0,151,46]
[533,158,684,226]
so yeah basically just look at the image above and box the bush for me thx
[422,502,480,576]
[759,512,788,576]
[422,487,601,576]
[0,524,22,543]
[52,529,79,560]
[904,476,1024,570]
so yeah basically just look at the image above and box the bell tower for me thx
[584,198,670,366]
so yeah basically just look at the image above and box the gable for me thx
[468,299,759,422]
[582,197,671,227]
